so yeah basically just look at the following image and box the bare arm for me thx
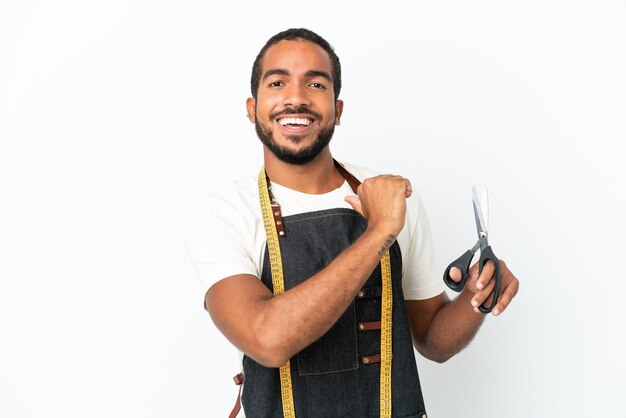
[406,260,520,363]
[406,290,484,363]
[206,175,411,368]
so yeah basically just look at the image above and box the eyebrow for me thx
[262,68,333,83]
[262,68,289,80]
[305,70,332,83]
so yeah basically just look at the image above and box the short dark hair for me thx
[250,28,342,101]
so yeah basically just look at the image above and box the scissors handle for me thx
[477,245,501,314]
[443,250,475,292]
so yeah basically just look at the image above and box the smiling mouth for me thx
[276,117,313,127]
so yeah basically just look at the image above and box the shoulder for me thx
[206,175,260,216]
[214,174,258,203]
[186,174,265,300]
[187,174,262,239]
[338,161,381,183]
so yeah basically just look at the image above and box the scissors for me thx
[443,186,501,314]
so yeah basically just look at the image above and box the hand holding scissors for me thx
[443,186,501,314]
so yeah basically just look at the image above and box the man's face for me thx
[247,40,343,165]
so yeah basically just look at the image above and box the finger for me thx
[464,262,480,290]
[448,266,463,283]
[404,179,412,198]
[492,278,520,316]
[475,259,496,291]
[468,262,480,282]
[471,276,496,312]
[344,195,363,216]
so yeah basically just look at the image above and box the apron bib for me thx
[242,170,427,417]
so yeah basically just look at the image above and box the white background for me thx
[1,1,625,417]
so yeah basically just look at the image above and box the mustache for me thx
[270,107,322,120]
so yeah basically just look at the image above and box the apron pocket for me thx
[296,301,359,375]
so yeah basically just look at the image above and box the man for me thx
[187,28,519,417]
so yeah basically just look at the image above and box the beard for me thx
[255,111,335,166]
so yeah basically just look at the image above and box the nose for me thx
[281,83,311,108]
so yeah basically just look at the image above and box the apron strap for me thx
[264,160,362,238]
[228,373,244,418]
[333,159,361,194]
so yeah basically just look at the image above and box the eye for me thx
[268,81,284,87]
[309,82,325,89]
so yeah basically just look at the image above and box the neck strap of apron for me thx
[263,159,361,238]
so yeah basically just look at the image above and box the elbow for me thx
[251,347,290,369]
[248,331,292,368]
[416,342,456,364]
[417,347,450,364]
[428,352,453,364]
[256,354,290,369]
[240,302,294,368]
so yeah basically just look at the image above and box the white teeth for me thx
[278,117,312,126]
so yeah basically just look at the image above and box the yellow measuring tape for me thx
[379,250,393,417]
[258,168,296,418]
[257,166,393,418]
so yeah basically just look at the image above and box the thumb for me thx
[345,195,363,216]
[448,266,463,282]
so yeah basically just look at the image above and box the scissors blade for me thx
[480,185,489,232]
[471,185,488,238]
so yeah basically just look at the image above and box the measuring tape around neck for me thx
[257,168,296,417]
[257,166,393,418]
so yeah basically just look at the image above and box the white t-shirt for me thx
[186,162,445,304]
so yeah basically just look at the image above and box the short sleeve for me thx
[185,195,258,304]
[401,195,446,300]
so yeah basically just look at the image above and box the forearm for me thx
[253,227,395,367]
[419,289,485,363]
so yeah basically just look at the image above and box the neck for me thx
[263,148,344,194]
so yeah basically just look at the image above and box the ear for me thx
[335,100,344,125]
[246,97,256,123]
